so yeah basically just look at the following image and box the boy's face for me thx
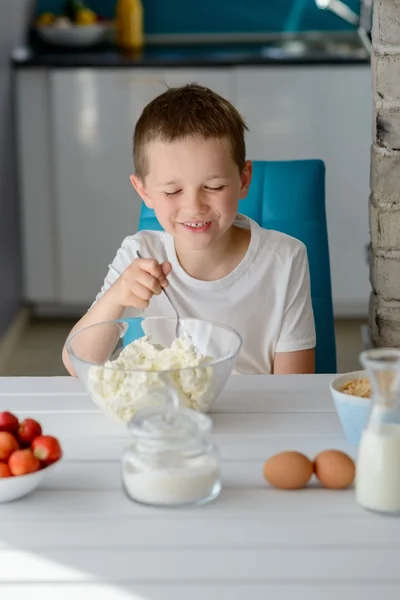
[131,136,252,252]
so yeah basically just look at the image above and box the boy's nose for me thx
[184,192,207,217]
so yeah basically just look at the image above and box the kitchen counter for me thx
[11,33,370,68]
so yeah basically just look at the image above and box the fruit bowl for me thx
[66,316,242,425]
[36,23,107,47]
[0,462,59,503]
[0,412,63,502]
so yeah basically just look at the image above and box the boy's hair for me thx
[133,83,248,180]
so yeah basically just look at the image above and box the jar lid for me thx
[127,406,212,443]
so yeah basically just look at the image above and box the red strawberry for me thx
[0,432,19,461]
[18,418,42,446]
[8,449,40,476]
[0,411,19,433]
[0,462,11,477]
[32,435,62,465]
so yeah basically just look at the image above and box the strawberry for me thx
[0,462,11,477]
[18,418,42,446]
[8,449,40,476]
[32,435,62,465]
[0,411,19,434]
[0,432,19,461]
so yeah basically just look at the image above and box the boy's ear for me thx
[130,174,154,208]
[239,160,252,200]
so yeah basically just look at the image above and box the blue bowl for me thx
[329,371,371,446]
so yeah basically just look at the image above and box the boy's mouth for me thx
[181,221,212,233]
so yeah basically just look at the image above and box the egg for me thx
[263,451,313,490]
[313,450,355,489]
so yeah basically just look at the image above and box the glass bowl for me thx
[65,317,242,425]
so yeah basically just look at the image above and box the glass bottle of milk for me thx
[356,348,400,515]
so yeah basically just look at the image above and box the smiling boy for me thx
[63,83,315,376]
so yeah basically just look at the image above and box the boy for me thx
[63,84,315,376]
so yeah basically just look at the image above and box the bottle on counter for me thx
[115,0,144,52]
[355,348,400,516]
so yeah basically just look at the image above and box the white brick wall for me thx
[369,0,400,345]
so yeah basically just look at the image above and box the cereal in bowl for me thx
[340,378,371,398]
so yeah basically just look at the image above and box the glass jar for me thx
[355,348,400,515]
[121,405,221,508]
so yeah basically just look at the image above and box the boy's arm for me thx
[62,237,140,376]
[272,348,315,374]
[272,245,316,375]
[62,235,171,376]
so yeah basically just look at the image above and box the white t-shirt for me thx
[94,214,316,374]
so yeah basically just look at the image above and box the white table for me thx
[0,375,399,600]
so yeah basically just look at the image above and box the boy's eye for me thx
[205,185,226,192]
[163,186,225,197]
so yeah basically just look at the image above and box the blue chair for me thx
[137,160,336,374]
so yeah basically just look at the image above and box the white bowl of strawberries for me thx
[0,411,62,503]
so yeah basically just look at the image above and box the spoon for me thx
[136,251,184,339]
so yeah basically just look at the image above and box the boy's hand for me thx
[112,258,172,309]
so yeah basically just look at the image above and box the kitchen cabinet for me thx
[16,63,371,316]
[236,66,372,316]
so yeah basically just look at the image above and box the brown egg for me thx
[313,450,355,490]
[263,451,313,490]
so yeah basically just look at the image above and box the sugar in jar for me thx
[121,406,221,507]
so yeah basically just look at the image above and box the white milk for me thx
[356,424,400,514]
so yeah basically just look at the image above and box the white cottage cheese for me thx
[88,336,214,422]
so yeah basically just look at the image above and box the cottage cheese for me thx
[88,336,214,422]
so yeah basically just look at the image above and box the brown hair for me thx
[133,83,248,180]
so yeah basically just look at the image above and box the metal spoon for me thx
[136,251,184,339]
